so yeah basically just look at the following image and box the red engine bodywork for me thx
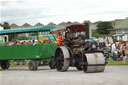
[66,24,85,33]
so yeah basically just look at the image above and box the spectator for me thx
[48,39,53,43]
[32,40,38,45]
[111,41,118,61]
[9,41,14,46]
[99,39,106,49]
[6,42,9,46]
[35,40,38,44]
[23,41,27,45]
[16,41,21,45]
[116,40,121,50]
[56,32,64,46]
[120,42,127,63]
[27,40,32,44]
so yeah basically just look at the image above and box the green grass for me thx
[107,57,128,65]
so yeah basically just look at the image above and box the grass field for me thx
[107,57,128,65]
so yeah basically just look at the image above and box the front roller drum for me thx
[28,60,38,71]
[55,46,70,72]
[83,53,105,73]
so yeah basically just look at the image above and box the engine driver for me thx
[56,32,63,46]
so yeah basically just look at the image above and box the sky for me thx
[0,0,128,25]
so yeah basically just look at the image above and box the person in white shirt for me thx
[111,41,118,61]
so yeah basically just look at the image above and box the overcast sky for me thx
[0,0,128,25]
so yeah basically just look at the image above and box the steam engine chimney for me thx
[84,21,90,39]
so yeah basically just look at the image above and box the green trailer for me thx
[0,26,57,70]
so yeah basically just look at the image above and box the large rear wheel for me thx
[0,60,10,70]
[55,46,70,72]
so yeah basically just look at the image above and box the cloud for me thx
[1,0,128,25]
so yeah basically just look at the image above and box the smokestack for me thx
[84,21,90,39]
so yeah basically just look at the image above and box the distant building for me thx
[113,17,128,35]
[0,26,3,30]
[47,22,56,26]
[34,23,44,27]
[88,17,128,36]
[10,17,128,36]
[10,23,19,29]
[20,23,32,28]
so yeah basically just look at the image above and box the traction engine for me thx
[51,21,106,73]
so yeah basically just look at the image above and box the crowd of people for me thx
[111,40,127,63]
[0,40,39,65]
[0,40,39,46]
[89,38,127,63]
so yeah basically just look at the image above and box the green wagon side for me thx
[0,44,57,60]
[0,26,57,70]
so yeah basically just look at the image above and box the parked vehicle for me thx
[112,34,128,42]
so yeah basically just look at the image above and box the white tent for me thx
[0,26,3,30]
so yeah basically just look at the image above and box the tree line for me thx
[0,22,11,30]
[92,22,114,38]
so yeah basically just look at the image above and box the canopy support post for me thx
[37,31,40,44]
[14,34,17,42]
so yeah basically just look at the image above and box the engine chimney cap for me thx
[84,20,90,23]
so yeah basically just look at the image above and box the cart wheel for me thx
[28,60,38,71]
[75,63,83,71]
[0,60,10,70]
[55,46,70,72]
[49,60,55,69]
[83,64,88,72]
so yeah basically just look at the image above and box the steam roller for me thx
[50,21,107,73]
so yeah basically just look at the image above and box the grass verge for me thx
[107,57,128,65]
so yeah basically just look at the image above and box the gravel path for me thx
[0,66,128,85]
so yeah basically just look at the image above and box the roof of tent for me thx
[50,27,65,34]
[0,26,56,35]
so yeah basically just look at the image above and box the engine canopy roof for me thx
[66,24,85,33]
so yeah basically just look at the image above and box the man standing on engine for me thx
[56,32,63,46]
